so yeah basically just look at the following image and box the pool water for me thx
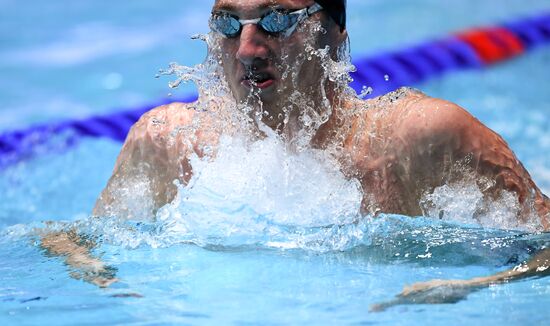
[2,0,550,324]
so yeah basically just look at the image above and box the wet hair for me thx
[314,0,346,31]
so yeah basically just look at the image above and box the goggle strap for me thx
[306,3,323,17]
[282,3,323,36]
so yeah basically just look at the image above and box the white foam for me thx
[420,178,542,232]
[154,132,365,251]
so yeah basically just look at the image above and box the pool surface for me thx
[1,0,550,324]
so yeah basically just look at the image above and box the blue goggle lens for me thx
[210,10,301,38]
[262,11,299,33]
[211,15,242,38]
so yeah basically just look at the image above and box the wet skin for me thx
[55,0,550,306]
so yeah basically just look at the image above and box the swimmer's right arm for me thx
[40,230,118,288]
[39,104,196,288]
[93,103,196,218]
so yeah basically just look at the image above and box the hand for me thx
[69,265,119,288]
[370,279,474,312]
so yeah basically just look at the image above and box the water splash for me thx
[151,132,363,250]
[149,25,367,249]
[420,175,542,232]
[158,33,232,104]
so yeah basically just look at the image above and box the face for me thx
[211,0,345,127]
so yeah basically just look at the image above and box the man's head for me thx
[210,0,348,129]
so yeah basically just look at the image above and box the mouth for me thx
[241,71,275,90]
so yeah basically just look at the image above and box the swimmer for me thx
[44,0,550,304]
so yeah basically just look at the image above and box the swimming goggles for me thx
[209,3,323,38]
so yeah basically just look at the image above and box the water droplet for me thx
[190,34,207,41]
[168,79,182,89]
[358,86,373,99]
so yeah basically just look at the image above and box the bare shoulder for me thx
[128,102,198,144]
[348,88,482,154]
[93,101,202,217]
[367,88,508,159]
[385,89,479,142]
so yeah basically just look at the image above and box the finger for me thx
[369,298,403,313]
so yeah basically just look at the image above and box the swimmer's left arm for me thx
[372,96,550,312]
[371,247,550,312]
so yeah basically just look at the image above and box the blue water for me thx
[2,0,550,324]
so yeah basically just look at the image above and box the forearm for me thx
[401,247,550,296]
[41,231,117,287]
[469,247,550,287]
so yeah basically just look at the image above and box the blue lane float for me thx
[505,13,550,48]
[0,95,197,167]
[350,37,484,97]
[1,11,550,167]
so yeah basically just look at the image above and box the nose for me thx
[235,24,270,66]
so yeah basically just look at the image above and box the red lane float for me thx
[457,27,525,64]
